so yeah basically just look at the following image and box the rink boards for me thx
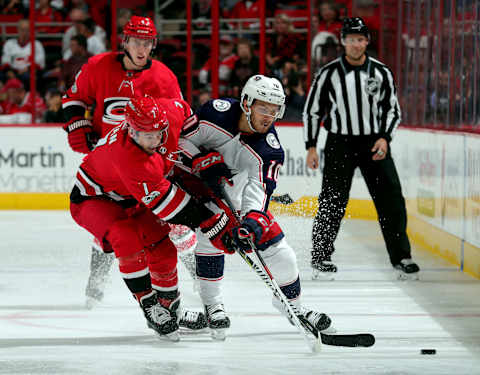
[0,123,479,278]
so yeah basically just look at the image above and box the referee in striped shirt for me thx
[302,17,420,280]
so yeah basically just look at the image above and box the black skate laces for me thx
[180,309,202,323]
[206,303,226,320]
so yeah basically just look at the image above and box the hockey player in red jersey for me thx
[69,96,235,340]
[61,15,195,308]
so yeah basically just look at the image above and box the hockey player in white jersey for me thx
[177,75,332,339]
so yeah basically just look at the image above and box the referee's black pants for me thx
[312,132,412,266]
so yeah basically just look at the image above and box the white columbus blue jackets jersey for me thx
[179,98,284,215]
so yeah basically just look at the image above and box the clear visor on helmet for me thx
[141,126,169,145]
[252,101,282,118]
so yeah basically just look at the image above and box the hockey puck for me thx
[420,349,436,355]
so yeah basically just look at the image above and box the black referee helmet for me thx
[341,17,370,39]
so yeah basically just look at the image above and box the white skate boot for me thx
[205,303,230,341]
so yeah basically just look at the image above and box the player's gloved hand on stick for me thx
[199,212,236,253]
[63,117,97,154]
[231,210,271,251]
[192,151,233,197]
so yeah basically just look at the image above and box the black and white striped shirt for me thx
[303,54,401,149]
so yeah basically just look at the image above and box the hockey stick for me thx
[170,163,374,348]
[218,186,375,349]
[217,187,321,353]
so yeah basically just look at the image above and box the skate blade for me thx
[321,325,337,334]
[210,328,227,341]
[311,269,335,281]
[396,271,420,281]
[154,331,180,342]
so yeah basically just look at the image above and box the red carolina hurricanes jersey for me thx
[62,52,183,137]
[74,99,193,221]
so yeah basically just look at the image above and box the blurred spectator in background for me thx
[64,18,105,60]
[266,13,303,75]
[196,89,212,108]
[117,8,132,32]
[79,18,106,55]
[199,34,238,96]
[228,0,260,33]
[317,0,342,37]
[0,78,46,123]
[279,58,307,121]
[59,35,91,92]
[43,87,64,122]
[64,0,108,29]
[62,8,106,60]
[1,0,25,15]
[229,37,259,97]
[311,33,340,72]
[1,19,46,88]
[354,0,379,55]
[192,0,212,31]
[34,0,63,34]
[311,1,342,71]
[116,8,132,45]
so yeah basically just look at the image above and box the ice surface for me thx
[0,211,479,375]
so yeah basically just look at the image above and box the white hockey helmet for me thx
[240,75,286,121]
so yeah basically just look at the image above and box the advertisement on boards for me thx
[0,127,83,193]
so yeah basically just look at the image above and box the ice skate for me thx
[205,303,230,340]
[140,292,180,342]
[273,298,334,333]
[299,307,333,333]
[177,308,208,330]
[394,259,420,280]
[311,260,337,281]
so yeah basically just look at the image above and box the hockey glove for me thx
[231,210,271,252]
[63,117,97,154]
[199,212,236,253]
[192,151,233,197]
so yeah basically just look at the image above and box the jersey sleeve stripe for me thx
[182,115,198,132]
[151,184,191,220]
[62,100,87,109]
[77,167,103,195]
[200,120,234,138]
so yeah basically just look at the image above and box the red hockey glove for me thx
[63,117,97,154]
[232,210,271,251]
[192,151,233,197]
[199,212,236,253]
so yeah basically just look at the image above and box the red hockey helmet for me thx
[123,15,157,40]
[125,96,169,142]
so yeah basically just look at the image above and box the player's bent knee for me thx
[146,236,178,274]
[135,209,171,247]
[117,250,148,274]
[262,239,299,283]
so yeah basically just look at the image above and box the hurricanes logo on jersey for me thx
[118,80,134,95]
[103,97,130,125]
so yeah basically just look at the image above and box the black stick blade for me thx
[320,333,375,347]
